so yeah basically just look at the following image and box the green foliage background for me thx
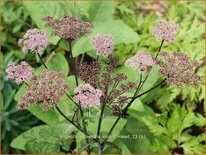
[1,1,205,154]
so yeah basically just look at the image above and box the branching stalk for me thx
[37,50,91,154]
[37,38,165,154]
[133,79,166,99]
[100,40,165,151]
[56,106,84,133]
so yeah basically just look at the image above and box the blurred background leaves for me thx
[1,1,205,154]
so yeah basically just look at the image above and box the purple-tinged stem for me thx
[68,40,79,86]
[101,39,165,151]
[155,40,164,59]
[37,53,48,69]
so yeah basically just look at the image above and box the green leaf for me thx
[113,140,131,154]
[140,116,167,136]
[181,136,205,154]
[75,131,86,151]
[64,75,77,95]
[167,105,184,136]
[11,125,49,150]
[35,52,69,76]
[194,113,205,127]
[10,123,76,151]
[86,2,115,23]
[128,98,144,112]
[138,103,205,153]
[14,84,27,102]
[39,128,51,140]
[128,104,155,120]
[187,2,205,20]
[166,105,197,136]
[46,53,69,76]
[149,139,170,154]
[25,141,62,154]
[118,116,155,153]
[180,110,196,132]
[13,24,23,33]
[61,138,73,151]
[30,106,63,125]
[114,65,141,86]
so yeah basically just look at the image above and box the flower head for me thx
[17,69,69,111]
[6,61,34,84]
[78,61,101,88]
[78,57,136,114]
[158,51,200,88]
[18,28,51,54]
[42,15,93,40]
[73,84,103,108]
[91,34,114,57]
[151,20,179,44]
[125,51,156,73]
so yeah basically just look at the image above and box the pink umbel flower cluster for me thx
[158,51,200,88]
[78,57,136,112]
[18,29,51,55]
[6,61,34,84]
[151,20,179,44]
[91,34,114,57]
[73,84,103,108]
[42,16,93,40]
[17,69,69,111]
[125,51,156,73]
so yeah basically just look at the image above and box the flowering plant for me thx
[6,15,202,154]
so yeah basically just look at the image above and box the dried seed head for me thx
[17,69,69,110]
[158,51,200,88]
[78,61,101,88]
[43,15,93,40]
